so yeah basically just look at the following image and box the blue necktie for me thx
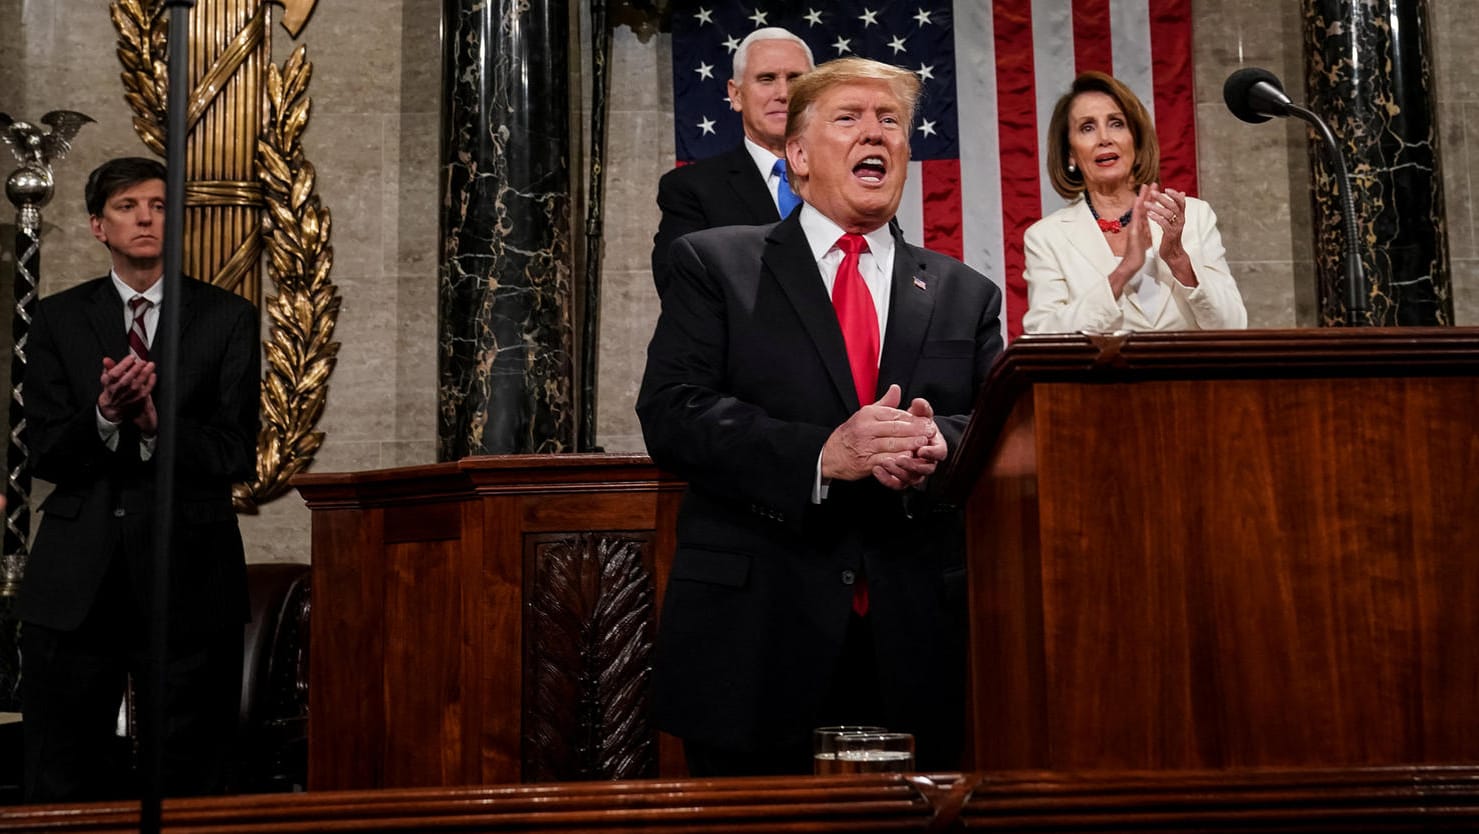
[773,158,801,218]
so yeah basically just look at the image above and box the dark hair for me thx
[1045,71,1160,200]
[85,157,167,217]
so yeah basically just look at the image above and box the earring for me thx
[1068,161,1077,173]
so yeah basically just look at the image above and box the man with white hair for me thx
[650,27,813,297]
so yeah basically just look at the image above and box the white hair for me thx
[732,28,814,80]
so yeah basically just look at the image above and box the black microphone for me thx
[1223,68,1368,318]
[1222,67,1294,124]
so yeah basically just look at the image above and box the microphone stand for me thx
[1288,102,1368,323]
[142,1,192,831]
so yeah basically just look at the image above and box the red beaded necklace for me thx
[1086,194,1133,234]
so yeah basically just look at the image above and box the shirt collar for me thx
[797,204,895,266]
[742,136,784,180]
[111,271,165,307]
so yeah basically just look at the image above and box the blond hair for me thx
[784,57,922,144]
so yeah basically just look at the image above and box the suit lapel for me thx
[725,145,781,223]
[877,230,934,400]
[151,277,199,372]
[1063,198,1121,282]
[84,276,126,360]
[763,216,858,411]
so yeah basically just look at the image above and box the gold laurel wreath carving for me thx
[111,0,340,512]
[247,47,340,509]
[111,0,167,155]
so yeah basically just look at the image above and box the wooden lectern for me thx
[949,327,1479,772]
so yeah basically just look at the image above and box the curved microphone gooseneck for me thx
[1223,67,1368,321]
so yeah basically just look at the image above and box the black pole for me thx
[142,2,192,831]
[578,0,610,452]
[1287,102,1368,322]
[4,216,38,593]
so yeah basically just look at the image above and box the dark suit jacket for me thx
[636,213,1003,767]
[651,143,780,298]
[18,275,260,640]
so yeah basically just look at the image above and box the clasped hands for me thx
[98,354,158,435]
[821,384,945,492]
[1111,183,1196,294]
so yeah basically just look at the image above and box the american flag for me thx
[671,0,1198,341]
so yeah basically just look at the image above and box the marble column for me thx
[438,0,575,459]
[1302,0,1452,326]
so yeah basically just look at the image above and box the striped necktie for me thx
[128,295,152,361]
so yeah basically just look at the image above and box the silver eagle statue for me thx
[2,110,94,210]
[0,110,95,169]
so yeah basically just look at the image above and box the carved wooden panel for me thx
[522,532,656,781]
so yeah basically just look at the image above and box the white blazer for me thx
[1022,195,1248,334]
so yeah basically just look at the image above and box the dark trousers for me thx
[20,558,242,803]
[684,611,884,778]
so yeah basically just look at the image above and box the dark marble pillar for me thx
[1302,0,1452,326]
[438,0,575,459]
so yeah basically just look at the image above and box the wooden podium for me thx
[949,327,1479,772]
[294,455,685,790]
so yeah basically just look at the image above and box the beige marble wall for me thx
[1191,0,1318,327]
[1,0,1473,565]
[1432,0,1479,323]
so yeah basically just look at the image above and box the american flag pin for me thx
[913,276,927,291]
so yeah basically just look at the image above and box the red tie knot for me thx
[129,295,152,314]
[836,233,869,256]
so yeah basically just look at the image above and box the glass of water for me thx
[832,731,915,774]
[812,725,887,775]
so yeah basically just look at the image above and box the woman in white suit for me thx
[1023,72,1247,334]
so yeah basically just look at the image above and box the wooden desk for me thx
[295,454,684,790]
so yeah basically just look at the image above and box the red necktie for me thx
[832,234,879,405]
[128,295,152,361]
[833,234,879,617]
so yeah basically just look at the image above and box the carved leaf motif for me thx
[524,535,656,782]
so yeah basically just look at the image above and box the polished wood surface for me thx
[294,455,686,790]
[955,328,1479,772]
[6,766,1479,832]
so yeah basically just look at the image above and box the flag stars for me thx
[831,35,853,55]
[722,35,742,53]
[748,9,768,26]
[917,119,937,137]
[695,62,715,80]
[804,8,824,26]
[694,7,714,25]
[917,63,935,82]
[887,35,908,54]
[914,8,933,26]
[859,8,879,27]
[697,116,717,136]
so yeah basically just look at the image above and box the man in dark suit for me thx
[650,27,814,297]
[637,58,1004,776]
[18,157,260,801]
